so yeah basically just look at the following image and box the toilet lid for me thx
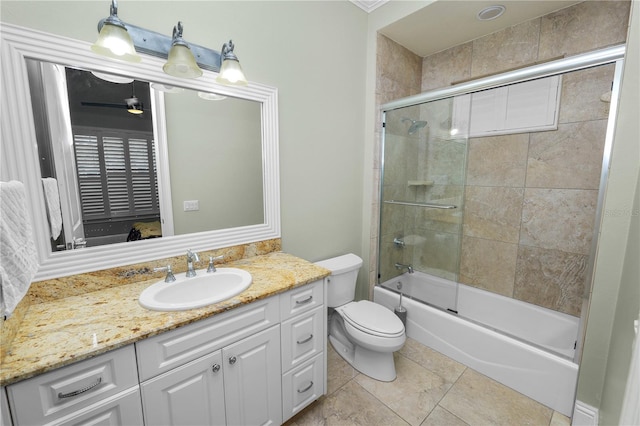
[340,300,404,337]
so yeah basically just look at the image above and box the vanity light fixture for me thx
[91,0,141,62]
[217,40,248,86]
[162,22,203,79]
[92,0,248,86]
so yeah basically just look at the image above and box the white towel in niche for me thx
[42,177,62,239]
[0,181,38,317]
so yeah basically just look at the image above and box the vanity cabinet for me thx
[4,279,326,426]
[140,325,282,426]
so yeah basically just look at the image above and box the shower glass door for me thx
[379,95,469,312]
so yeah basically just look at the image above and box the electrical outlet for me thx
[183,200,199,211]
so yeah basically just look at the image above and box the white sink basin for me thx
[139,268,252,311]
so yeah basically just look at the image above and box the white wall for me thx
[0,1,368,265]
[575,0,640,420]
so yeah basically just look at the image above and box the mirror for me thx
[28,62,264,250]
[0,23,280,281]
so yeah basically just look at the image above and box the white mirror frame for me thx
[0,23,280,281]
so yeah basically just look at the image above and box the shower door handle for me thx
[384,200,457,209]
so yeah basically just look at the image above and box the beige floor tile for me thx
[355,353,453,426]
[286,380,409,426]
[439,369,553,426]
[421,406,469,426]
[326,342,358,395]
[399,338,466,383]
[550,411,571,426]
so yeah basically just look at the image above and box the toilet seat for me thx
[338,300,404,338]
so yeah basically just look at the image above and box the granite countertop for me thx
[0,252,330,386]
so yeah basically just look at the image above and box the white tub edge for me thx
[374,286,578,416]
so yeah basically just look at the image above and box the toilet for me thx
[316,253,406,382]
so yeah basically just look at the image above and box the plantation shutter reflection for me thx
[73,127,159,221]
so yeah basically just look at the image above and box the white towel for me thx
[0,181,39,317]
[41,177,62,240]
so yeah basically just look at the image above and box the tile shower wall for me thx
[372,1,630,316]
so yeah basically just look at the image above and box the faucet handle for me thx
[186,249,200,262]
[207,255,224,273]
[153,265,176,283]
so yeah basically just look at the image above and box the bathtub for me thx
[374,272,580,416]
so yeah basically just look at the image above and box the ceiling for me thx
[367,1,583,57]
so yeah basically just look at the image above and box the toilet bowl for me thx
[316,254,406,382]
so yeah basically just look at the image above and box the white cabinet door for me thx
[223,325,282,426]
[141,351,226,426]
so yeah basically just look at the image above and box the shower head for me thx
[402,118,428,135]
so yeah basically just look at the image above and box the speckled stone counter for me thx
[0,252,330,386]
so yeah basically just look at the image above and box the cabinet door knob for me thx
[228,356,237,365]
[212,364,221,373]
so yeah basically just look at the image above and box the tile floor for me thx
[286,338,572,426]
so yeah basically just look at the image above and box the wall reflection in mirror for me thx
[26,59,263,252]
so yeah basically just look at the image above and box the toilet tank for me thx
[315,253,363,308]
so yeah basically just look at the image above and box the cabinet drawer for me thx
[282,353,324,422]
[281,307,324,372]
[47,387,143,426]
[7,345,138,426]
[136,296,278,381]
[280,280,324,321]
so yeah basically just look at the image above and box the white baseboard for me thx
[572,401,599,426]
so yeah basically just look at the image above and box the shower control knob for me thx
[228,356,237,365]
[212,364,221,373]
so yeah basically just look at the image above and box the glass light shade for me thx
[216,59,248,86]
[91,23,141,63]
[163,44,203,79]
[127,104,144,114]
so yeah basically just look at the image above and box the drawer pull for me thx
[296,334,314,344]
[295,296,313,305]
[212,364,221,373]
[297,381,314,393]
[58,377,102,399]
[229,356,237,365]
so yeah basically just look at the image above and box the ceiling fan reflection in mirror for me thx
[80,81,144,115]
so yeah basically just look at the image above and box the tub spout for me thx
[395,263,414,274]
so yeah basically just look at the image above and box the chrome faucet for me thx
[395,263,414,274]
[186,249,200,277]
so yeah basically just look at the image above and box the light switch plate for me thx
[183,200,199,211]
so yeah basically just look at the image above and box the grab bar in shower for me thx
[384,200,457,209]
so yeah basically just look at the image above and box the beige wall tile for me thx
[422,42,472,91]
[463,186,524,244]
[538,1,631,60]
[466,134,529,187]
[514,245,587,316]
[559,64,616,123]
[520,188,598,255]
[526,120,607,190]
[471,19,541,78]
[459,236,518,297]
